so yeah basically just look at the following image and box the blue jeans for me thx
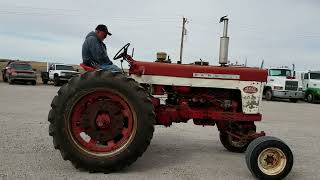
[100,64,121,72]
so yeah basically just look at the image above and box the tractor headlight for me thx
[298,87,303,91]
[60,73,65,76]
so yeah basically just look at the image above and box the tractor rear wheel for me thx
[48,71,155,173]
[245,136,293,180]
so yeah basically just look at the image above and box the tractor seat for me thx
[80,63,95,71]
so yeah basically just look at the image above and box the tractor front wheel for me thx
[245,136,293,180]
[48,71,155,173]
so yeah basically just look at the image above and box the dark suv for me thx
[2,62,37,85]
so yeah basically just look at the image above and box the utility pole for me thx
[179,17,187,64]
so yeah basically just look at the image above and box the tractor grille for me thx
[285,81,298,91]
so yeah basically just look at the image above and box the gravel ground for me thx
[0,82,319,180]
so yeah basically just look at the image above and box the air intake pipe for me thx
[219,15,229,66]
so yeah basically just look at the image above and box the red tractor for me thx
[48,17,293,179]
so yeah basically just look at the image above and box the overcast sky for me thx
[0,0,319,70]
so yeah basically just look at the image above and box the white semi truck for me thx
[264,67,304,102]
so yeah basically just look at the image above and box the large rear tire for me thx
[245,136,293,180]
[48,71,155,173]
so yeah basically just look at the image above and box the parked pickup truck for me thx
[2,61,37,85]
[41,63,80,86]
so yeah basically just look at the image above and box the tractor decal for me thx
[243,86,258,94]
[193,73,240,80]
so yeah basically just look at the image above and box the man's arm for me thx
[87,36,112,65]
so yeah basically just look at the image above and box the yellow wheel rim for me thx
[258,148,287,176]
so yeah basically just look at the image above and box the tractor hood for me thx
[129,61,267,82]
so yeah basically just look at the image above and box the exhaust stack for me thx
[219,16,229,66]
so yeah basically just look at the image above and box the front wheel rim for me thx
[257,147,287,176]
[68,89,137,157]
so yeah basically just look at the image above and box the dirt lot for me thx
[0,82,319,180]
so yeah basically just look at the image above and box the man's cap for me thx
[95,24,112,36]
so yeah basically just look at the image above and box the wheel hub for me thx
[258,148,287,176]
[95,112,111,129]
[81,100,124,142]
[265,154,276,165]
[69,90,135,153]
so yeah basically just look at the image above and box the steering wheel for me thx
[113,43,130,60]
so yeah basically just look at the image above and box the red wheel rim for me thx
[69,89,136,155]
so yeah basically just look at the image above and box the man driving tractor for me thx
[82,24,121,71]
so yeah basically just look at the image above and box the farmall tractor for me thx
[48,17,293,179]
